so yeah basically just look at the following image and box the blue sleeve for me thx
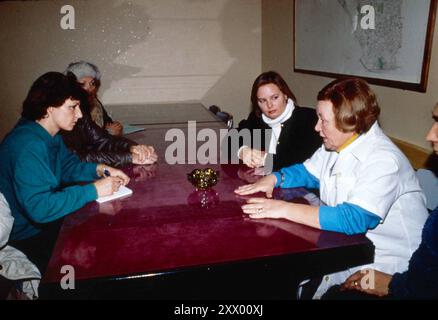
[319,202,381,235]
[273,164,320,189]
[13,144,98,224]
[59,139,99,183]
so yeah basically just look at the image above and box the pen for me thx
[103,168,111,177]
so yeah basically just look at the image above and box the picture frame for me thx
[294,0,437,92]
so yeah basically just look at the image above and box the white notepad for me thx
[96,186,133,203]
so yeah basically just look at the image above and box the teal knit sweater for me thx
[0,119,98,240]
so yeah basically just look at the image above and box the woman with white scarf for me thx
[237,71,321,172]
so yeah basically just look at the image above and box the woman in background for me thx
[62,63,158,167]
[60,75,157,167]
[65,60,122,135]
[236,71,321,171]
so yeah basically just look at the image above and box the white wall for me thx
[0,0,261,139]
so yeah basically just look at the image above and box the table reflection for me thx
[187,188,220,209]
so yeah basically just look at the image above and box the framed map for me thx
[294,0,437,92]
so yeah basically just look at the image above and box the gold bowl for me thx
[187,168,219,190]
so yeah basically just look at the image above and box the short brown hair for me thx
[317,77,380,133]
[21,72,83,121]
[251,71,297,117]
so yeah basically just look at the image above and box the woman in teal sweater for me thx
[0,72,129,273]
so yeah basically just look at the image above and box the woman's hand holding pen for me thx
[94,177,123,197]
[96,164,130,184]
[95,165,130,197]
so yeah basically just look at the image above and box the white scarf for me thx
[262,98,295,154]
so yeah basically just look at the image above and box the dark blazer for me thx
[237,106,322,171]
[389,206,438,299]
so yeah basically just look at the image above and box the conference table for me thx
[105,102,221,126]
[41,103,374,299]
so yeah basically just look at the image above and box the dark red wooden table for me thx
[41,106,373,299]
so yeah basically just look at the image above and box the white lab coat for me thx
[0,193,40,299]
[303,122,428,299]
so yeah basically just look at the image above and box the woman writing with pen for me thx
[0,72,129,274]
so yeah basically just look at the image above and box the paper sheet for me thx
[96,186,133,203]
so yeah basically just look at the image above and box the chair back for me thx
[209,105,234,129]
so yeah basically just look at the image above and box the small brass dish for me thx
[187,168,219,190]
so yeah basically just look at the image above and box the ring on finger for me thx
[257,207,263,213]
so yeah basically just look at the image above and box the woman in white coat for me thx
[235,77,428,299]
